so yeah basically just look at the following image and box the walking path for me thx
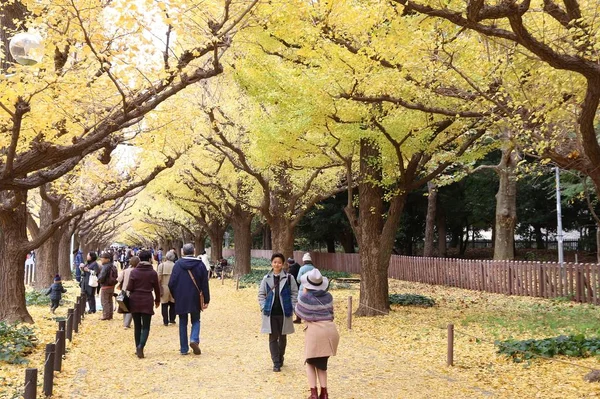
[53,280,494,399]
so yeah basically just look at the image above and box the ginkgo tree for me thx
[0,0,259,322]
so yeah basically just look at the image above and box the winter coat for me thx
[258,271,298,335]
[117,267,133,295]
[74,251,84,282]
[80,261,100,297]
[126,261,160,315]
[168,257,210,315]
[296,264,315,293]
[97,261,117,288]
[288,262,301,283]
[157,260,175,303]
[46,283,67,301]
[296,290,339,359]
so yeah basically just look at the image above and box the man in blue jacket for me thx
[73,249,84,282]
[168,243,210,355]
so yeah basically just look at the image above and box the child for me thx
[46,275,67,314]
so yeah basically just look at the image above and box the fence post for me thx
[54,329,65,372]
[236,275,239,291]
[24,368,37,399]
[43,343,55,396]
[347,296,352,330]
[447,324,454,367]
[73,305,79,334]
[66,309,73,341]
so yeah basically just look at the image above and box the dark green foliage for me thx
[25,289,50,306]
[496,334,600,362]
[389,294,435,307]
[320,270,350,280]
[0,322,38,364]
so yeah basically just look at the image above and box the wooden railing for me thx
[223,249,598,304]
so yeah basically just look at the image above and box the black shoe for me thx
[136,346,144,359]
[163,323,169,326]
[293,318,301,324]
[273,366,281,372]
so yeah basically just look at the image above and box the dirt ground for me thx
[4,278,600,398]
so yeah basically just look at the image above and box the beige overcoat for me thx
[303,320,339,359]
[157,260,175,303]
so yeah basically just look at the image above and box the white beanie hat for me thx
[302,253,312,262]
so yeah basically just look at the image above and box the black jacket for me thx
[46,283,66,301]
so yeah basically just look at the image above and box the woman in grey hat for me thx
[295,268,339,399]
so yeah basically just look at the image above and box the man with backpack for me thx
[98,251,119,320]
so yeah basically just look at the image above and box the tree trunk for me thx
[34,198,60,288]
[346,139,407,317]
[269,217,295,258]
[436,205,447,257]
[57,228,72,280]
[208,233,223,263]
[194,233,206,255]
[173,239,183,260]
[0,1,28,71]
[494,146,517,260]
[0,193,33,323]
[262,224,272,250]
[423,182,437,257]
[231,208,253,275]
[596,227,600,264]
[339,229,355,253]
[326,238,335,253]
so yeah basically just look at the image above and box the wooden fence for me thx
[223,249,598,304]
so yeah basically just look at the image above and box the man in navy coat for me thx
[168,243,210,355]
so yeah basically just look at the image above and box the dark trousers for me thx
[161,302,176,325]
[50,299,60,311]
[132,313,152,348]
[269,315,287,367]
[86,292,96,313]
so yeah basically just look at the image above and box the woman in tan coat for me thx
[295,268,339,399]
[117,256,139,329]
[158,250,176,325]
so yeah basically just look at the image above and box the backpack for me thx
[106,265,118,286]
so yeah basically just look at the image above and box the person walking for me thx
[126,250,160,359]
[45,274,67,314]
[258,253,298,372]
[73,249,84,282]
[80,252,100,314]
[117,256,139,329]
[287,257,302,323]
[158,250,177,326]
[295,253,315,324]
[97,251,118,320]
[168,243,210,355]
[295,268,339,399]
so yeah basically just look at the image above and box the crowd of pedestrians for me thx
[59,245,339,398]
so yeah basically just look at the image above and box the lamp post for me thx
[555,167,564,267]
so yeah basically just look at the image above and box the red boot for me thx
[308,387,318,399]
[319,387,328,399]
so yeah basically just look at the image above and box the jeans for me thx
[123,313,132,328]
[178,312,200,354]
[132,313,152,348]
[269,315,287,367]
[161,302,176,325]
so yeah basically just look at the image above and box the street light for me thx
[9,31,43,66]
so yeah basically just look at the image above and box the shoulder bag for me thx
[188,270,206,311]
[88,270,98,288]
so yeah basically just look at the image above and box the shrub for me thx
[496,334,600,362]
[25,289,50,306]
[389,294,435,307]
[0,322,37,364]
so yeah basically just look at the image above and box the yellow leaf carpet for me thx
[3,279,600,398]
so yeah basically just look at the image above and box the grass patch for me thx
[25,289,50,306]
[462,302,600,336]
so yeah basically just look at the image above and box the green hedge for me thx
[25,289,50,306]
[496,334,600,362]
[0,322,37,364]
[389,294,435,307]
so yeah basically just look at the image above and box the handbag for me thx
[116,290,129,313]
[88,271,98,288]
[188,270,206,311]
